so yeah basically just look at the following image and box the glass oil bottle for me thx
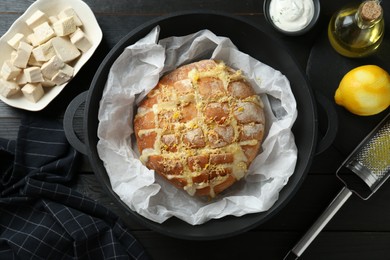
[328,0,385,58]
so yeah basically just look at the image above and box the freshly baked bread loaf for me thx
[134,60,265,197]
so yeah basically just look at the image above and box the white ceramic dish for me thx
[0,0,102,111]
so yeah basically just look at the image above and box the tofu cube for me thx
[24,66,44,83]
[16,71,28,85]
[48,16,59,25]
[41,55,65,79]
[21,83,44,103]
[70,28,92,52]
[51,63,74,85]
[0,78,20,98]
[27,33,40,47]
[1,60,21,80]
[51,37,80,62]
[10,51,17,63]
[53,16,77,36]
[28,53,44,67]
[58,7,82,27]
[33,22,55,45]
[25,10,48,29]
[41,80,56,87]
[7,33,26,49]
[13,42,33,68]
[32,39,55,62]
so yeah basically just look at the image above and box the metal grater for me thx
[285,112,390,260]
[342,116,390,198]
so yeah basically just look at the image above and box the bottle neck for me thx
[356,0,383,29]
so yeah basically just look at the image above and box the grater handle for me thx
[284,187,353,259]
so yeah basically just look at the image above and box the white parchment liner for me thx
[97,26,298,225]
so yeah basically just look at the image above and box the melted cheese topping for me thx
[134,60,265,197]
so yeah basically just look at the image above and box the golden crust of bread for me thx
[134,60,265,197]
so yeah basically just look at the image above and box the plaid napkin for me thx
[0,115,149,260]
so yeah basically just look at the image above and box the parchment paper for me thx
[97,26,298,225]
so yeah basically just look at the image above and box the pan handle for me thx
[63,91,88,155]
[314,90,338,155]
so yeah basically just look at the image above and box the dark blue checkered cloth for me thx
[0,116,149,260]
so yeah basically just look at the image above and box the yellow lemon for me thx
[335,65,390,116]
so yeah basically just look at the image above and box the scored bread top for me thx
[134,60,265,197]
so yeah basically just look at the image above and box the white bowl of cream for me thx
[264,0,320,36]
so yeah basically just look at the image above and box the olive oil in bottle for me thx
[328,0,385,58]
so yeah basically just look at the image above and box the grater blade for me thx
[337,112,390,199]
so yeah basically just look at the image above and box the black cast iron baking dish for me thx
[64,11,336,240]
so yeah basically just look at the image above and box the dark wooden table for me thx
[1,0,390,259]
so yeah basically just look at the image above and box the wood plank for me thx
[0,118,21,139]
[0,0,263,14]
[269,176,390,232]
[0,102,25,118]
[0,0,357,16]
[0,14,22,34]
[131,230,390,260]
[291,231,390,260]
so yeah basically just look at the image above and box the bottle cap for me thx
[361,1,382,21]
